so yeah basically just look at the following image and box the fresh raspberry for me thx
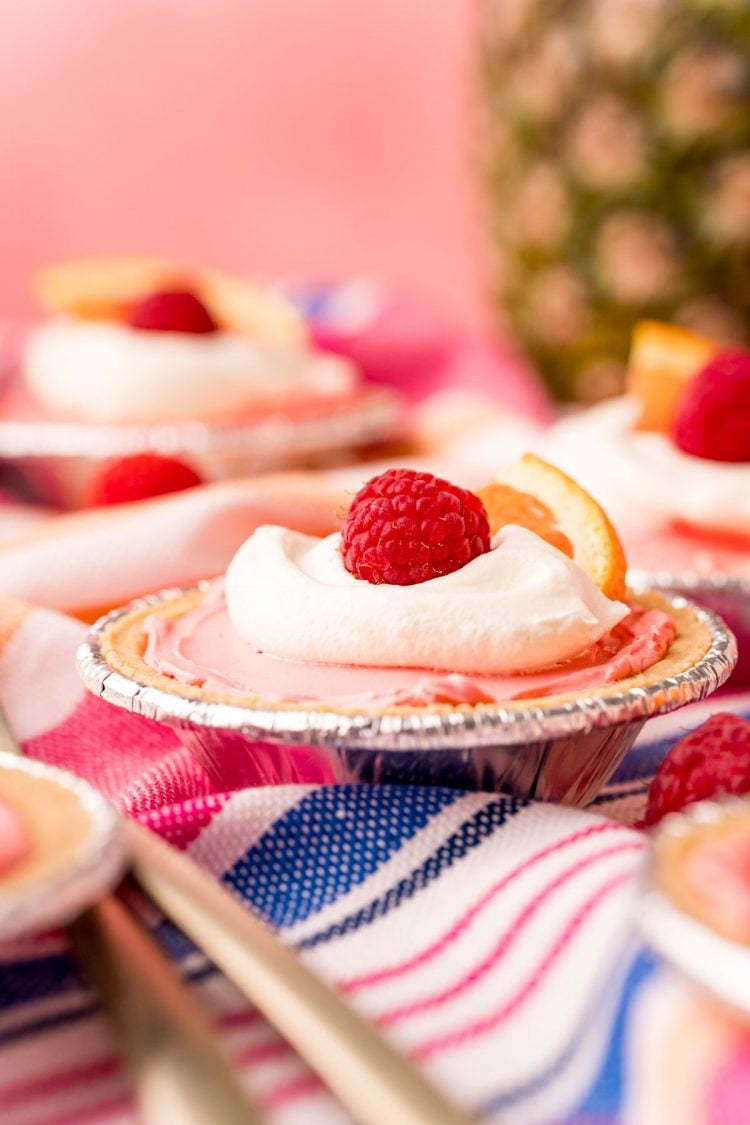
[645,713,750,827]
[89,454,203,505]
[673,350,750,462]
[127,289,217,334]
[341,467,490,585]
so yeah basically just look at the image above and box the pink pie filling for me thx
[627,522,750,579]
[142,583,676,707]
[0,798,31,876]
[683,830,750,941]
[0,379,364,425]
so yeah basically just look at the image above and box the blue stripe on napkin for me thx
[567,948,658,1121]
[296,796,526,950]
[0,952,85,1012]
[222,785,461,929]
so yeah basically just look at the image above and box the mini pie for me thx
[546,319,750,581]
[93,457,719,720]
[15,255,364,427]
[653,802,750,948]
[98,584,714,718]
[0,756,125,940]
[0,765,94,892]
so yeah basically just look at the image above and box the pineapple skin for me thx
[480,0,750,401]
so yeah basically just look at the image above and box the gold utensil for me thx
[128,822,474,1125]
[0,701,474,1125]
[68,889,261,1124]
[0,706,261,1125]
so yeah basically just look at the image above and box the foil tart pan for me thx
[0,752,125,941]
[0,387,402,508]
[630,569,750,687]
[77,589,736,806]
[641,797,750,1021]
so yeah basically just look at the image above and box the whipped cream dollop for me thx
[224,524,629,675]
[23,318,358,424]
[546,398,750,537]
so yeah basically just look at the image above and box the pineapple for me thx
[479,0,750,401]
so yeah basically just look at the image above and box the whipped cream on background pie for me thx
[545,321,750,580]
[23,319,359,425]
[547,398,750,544]
[15,255,363,425]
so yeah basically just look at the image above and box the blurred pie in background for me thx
[0,257,402,507]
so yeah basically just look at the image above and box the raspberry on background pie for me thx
[645,713,750,828]
[88,454,204,506]
[547,322,750,577]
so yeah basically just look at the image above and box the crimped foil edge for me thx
[0,753,125,941]
[0,388,400,461]
[629,568,750,599]
[76,587,737,752]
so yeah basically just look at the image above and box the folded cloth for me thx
[0,590,747,1124]
[0,421,551,616]
[0,474,349,617]
[0,489,50,537]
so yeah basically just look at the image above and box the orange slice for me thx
[33,256,193,322]
[475,482,574,559]
[33,256,307,346]
[626,319,717,433]
[199,267,308,346]
[480,453,627,601]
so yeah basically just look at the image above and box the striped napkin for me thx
[1,590,749,1124]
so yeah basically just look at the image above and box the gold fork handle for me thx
[68,891,262,1125]
[0,700,260,1123]
[128,822,475,1125]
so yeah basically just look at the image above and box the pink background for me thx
[2,1,483,326]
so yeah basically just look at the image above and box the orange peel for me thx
[486,453,627,601]
[474,481,574,559]
[626,319,717,433]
